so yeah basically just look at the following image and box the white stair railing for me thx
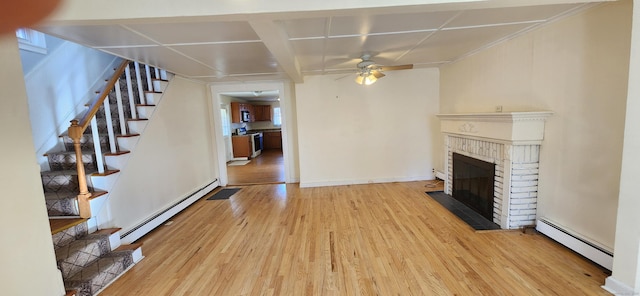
[69,60,169,218]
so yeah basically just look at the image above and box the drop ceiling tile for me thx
[324,31,431,63]
[398,23,534,64]
[39,25,156,47]
[100,46,220,77]
[281,18,328,39]
[446,4,581,28]
[125,21,259,44]
[200,73,290,83]
[169,42,282,75]
[290,39,325,71]
[328,11,457,36]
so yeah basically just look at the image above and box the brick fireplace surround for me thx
[437,112,552,229]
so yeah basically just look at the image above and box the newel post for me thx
[68,119,91,218]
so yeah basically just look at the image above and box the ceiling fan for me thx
[354,54,413,85]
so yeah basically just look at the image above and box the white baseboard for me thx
[536,218,613,270]
[602,276,635,295]
[300,175,433,188]
[120,180,219,244]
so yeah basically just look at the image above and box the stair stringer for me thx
[88,74,173,232]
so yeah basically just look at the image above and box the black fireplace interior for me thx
[452,153,496,221]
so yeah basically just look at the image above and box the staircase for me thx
[43,60,170,295]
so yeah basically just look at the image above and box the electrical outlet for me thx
[495,105,503,112]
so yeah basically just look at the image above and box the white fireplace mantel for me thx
[437,111,553,229]
[436,111,553,144]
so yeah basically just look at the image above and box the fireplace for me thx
[437,111,552,229]
[452,153,496,220]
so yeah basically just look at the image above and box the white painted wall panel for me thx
[295,68,440,187]
[96,76,218,234]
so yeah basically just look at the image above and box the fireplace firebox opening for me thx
[452,153,496,220]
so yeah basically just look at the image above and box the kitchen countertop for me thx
[248,129,281,133]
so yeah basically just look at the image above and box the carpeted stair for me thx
[52,222,142,295]
[41,61,164,295]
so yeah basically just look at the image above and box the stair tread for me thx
[50,218,88,235]
[45,150,99,156]
[45,191,105,199]
[104,150,130,156]
[115,242,143,252]
[41,169,98,176]
[93,228,122,236]
[116,133,140,138]
[91,169,120,177]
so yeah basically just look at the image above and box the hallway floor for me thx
[227,149,284,185]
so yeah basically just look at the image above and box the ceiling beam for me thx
[249,20,303,83]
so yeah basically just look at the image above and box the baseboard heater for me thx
[120,179,219,244]
[536,218,613,270]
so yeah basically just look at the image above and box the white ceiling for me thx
[37,2,600,84]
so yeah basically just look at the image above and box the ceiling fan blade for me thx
[372,70,385,79]
[380,64,413,71]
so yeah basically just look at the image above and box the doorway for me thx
[211,82,291,186]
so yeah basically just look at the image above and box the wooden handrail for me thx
[67,59,130,218]
[78,59,130,132]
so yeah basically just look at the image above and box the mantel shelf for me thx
[436,111,553,122]
[437,111,553,143]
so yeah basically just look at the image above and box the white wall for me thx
[295,68,440,187]
[96,76,218,233]
[23,40,118,170]
[0,35,66,296]
[439,1,631,249]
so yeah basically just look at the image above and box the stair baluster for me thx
[102,92,117,154]
[144,65,152,92]
[124,65,137,120]
[89,117,105,174]
[134,62,146,105]
[114,79,127,136]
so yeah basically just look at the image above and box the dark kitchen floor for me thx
[426,191,501,231]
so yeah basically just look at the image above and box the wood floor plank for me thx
[227,149,285,185]
[100,182,611,295]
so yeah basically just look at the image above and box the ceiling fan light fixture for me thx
[355,72,378,85]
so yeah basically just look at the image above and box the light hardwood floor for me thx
[101,181,610,295]
[227,149,285,185]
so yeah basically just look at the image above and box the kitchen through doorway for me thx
[220,90,285,185]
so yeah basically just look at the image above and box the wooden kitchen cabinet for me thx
[253,105,272,121]
[230,102,255,123]
[230,102,241,123]
[231,135,252,157]
[263,131,282,149]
